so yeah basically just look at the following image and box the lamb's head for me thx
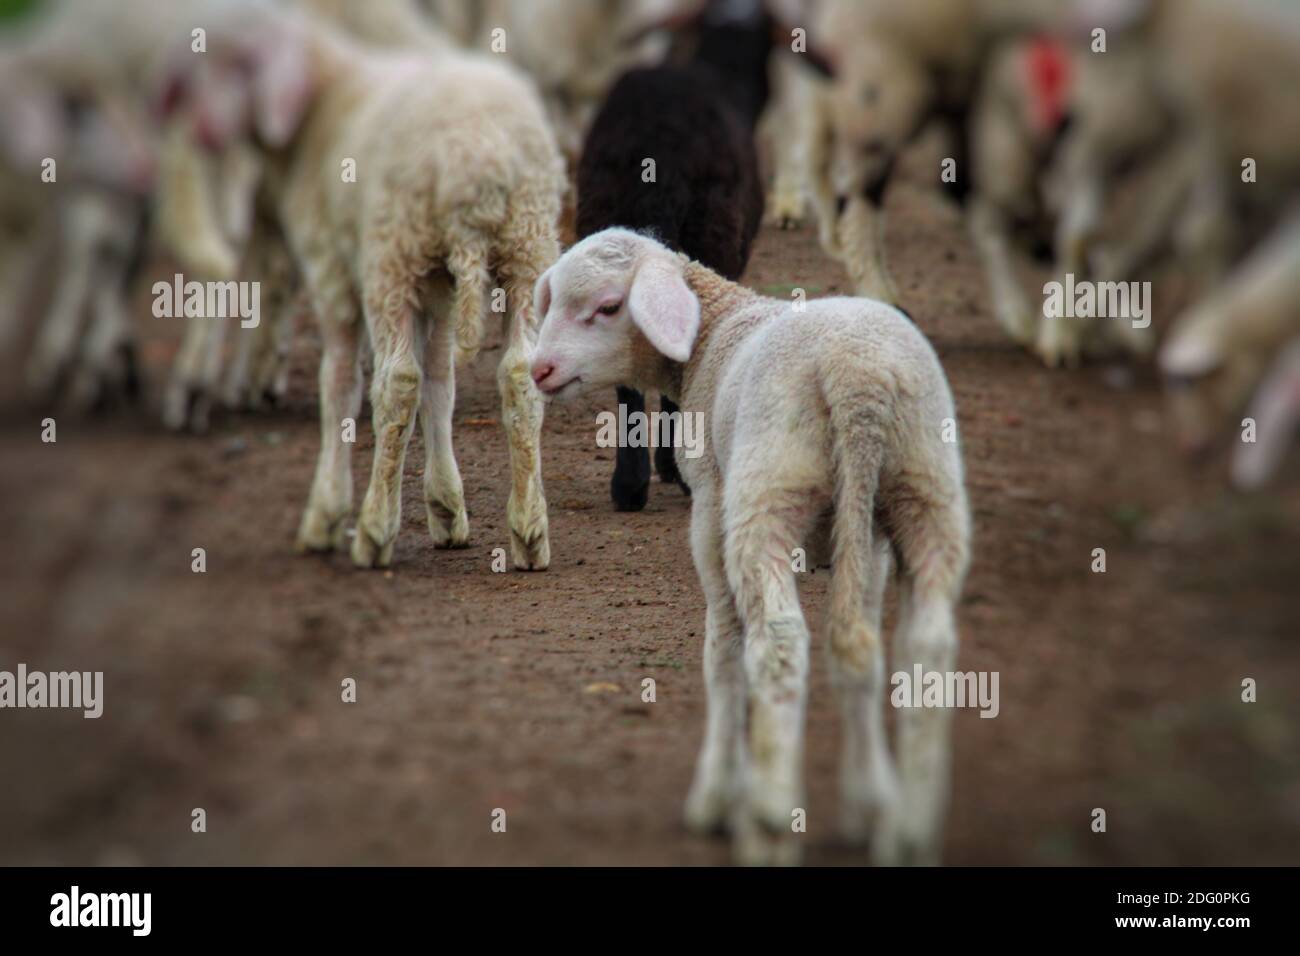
[530,229,700,400]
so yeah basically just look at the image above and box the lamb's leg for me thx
[969,197,1037,347]
[828,535,898,844]
[726,486,817,866]
[764,56,810,229]
[69,251,133,410]
[27,197,102,396]
[352,293,422,569]
[873,488,968,866]
[419,275,469,548]
[497,282,549,570]
[295,271,363,554]
[684,488,745,834]
[838,195,899,305]
[655,395,688,493]
[611,386,651,511]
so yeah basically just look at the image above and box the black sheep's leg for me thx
[655,395,690,496]
[611,386,651,512]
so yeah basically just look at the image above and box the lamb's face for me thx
[530,229,700,400]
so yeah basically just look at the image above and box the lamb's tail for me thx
[446,232,492,363]
[823,374,891,672]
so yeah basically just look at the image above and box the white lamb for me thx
[178,6,564,569]
[529,229,971,865]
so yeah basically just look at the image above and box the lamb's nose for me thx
[530,361,555,387]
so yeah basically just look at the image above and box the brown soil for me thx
[2,166,1297,866]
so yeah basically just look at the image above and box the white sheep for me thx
[181,5,563,570]
[1159,214,1300,488]
[1036,0,1300,367]
[529,228,971,864]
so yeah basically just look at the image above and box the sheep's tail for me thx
[823,373,891,667]
[447,233,492,363]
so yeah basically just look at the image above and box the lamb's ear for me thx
[250,29,315,148]
[628,257,700,362]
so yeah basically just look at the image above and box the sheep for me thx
[529,228,971,864]
[175,5,563,569]
[0,45,156,408]
[576,0,772,511]
[800,0,1064,306]
[160,0,454,432]
[1033,0,1300,367]
[1159,213,1300,489]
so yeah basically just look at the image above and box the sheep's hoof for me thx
[162,381,213,433]
[840,785,897,847]
[509,522,549,571]
[295,508,349,554]
[733,816,801,867]
[350,525,394,569]
[1035,316,1084,369]
[610,476,649,512]
[684,772,734,836]
[654,445,691,496]
[870,808,940,867]
[426,498,469,549]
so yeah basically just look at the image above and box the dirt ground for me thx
[2,157,1298,866]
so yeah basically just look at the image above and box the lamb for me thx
[1159,214,1300,489]
[529,228,971,864]
[802,0,1061,304]
[174,4,562,570]
[576,0,770,511]
[1034,0,1300,367]
[0,50,155,408]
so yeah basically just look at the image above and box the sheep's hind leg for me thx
[419,276,469,548]
[295,272,363,554]
[351,296,422,569]
[684,487,744,835]
[725,482,819,866]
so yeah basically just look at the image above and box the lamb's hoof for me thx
[611,476,649,512]
[654,446,691,495]
[840,782,898,847]
[350,525,394,569]
[684,780,732,837]
[1035,317,1083,370]
[766,193,805,230]
[733,815,802,867]
[426,499,469,549]
[870,808,940,867]
[294,508,349,554]
[509,522,549,571]
[998,308,1039,349]
[163,382,213,433]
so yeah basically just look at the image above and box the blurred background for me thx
[0,0,1296,865]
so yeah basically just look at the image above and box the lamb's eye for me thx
[597,301,622,316]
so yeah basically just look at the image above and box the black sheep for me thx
[576,0,771,512]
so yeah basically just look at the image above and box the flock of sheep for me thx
[0,0,1296,866]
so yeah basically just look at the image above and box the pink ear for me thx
[252,31,314,147]
[627,256,700,362]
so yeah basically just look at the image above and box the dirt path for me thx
[2,173,1297,866]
